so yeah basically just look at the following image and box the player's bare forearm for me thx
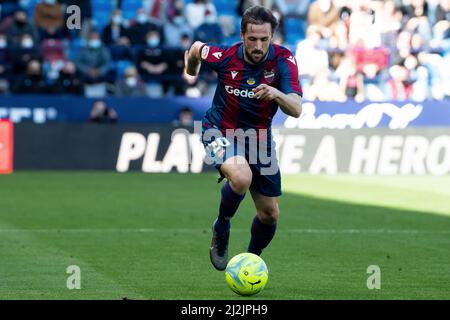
[275,92,302,118]
[253,84,302,118]
[184,41,204,77]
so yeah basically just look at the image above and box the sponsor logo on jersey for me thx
[201,45,210,59]
[264,70,275,83]
[231,71,238,79]
[212,52,222,59]
[225,85,256,98]
[247,78,256,85]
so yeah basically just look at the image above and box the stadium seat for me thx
[24,0,40,21]
[65,38,86,61]
[121,0,142,21]
[213,0,236,16]
[284,16,306,46]
[91,0,115,33]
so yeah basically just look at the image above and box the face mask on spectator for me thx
[147,37,160,47]
[125,77,138,87]
[112,15,122,25]
[89,39,101,49]
[21,38,34,48]
[0,39,6,48]
[16,19,26,26]
[137,14,148,24]
[173,16,184,26]
[204,15,216,24]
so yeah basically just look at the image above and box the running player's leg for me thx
[215,155,252,232]
[210,155,252,270]
[247,189,280,256]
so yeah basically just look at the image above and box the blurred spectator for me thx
[308,0,340,34]
[110,36,134,62]
[41,38,66,86]
[75,31,113,84]
[0,0,23,20]
[164,9,193,48]
[0,0,447,101]
[194,9,223,44]
[12,59,48,94]
[88,100,118,123]
[102,9,129,46]
[115,65,146,97]
[435,0,450,23]
[185,0,217,29]
[386,64,413,101]
[147,0,166,22]
[274,0,310,17]
[237,1,274,16]
[403,53,429,101]
[166,33,194,95]
[109,36,135,80]
[173,106,194,126]
[136,30,168,97]
[360,62,386,101]
[0,32,11,92]
[376,0,403,48]
[306,69,346,101]
[337,57,364,102]
[295,25,329,85]
[127,7,164,46]
[34,0,66,40]
[11,33,41,75]
[6,10,37,45]
[52,60,83,95]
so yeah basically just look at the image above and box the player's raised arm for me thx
[184,41,205,77]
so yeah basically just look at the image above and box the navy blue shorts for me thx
[201,130,282,197]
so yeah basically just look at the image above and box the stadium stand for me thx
[0,0,447,101]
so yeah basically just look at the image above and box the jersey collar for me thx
[238,43,275,64]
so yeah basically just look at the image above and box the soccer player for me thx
[183,5,302,271]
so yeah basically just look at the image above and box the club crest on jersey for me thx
[247,77,256,85]
[201,45,210,59]
[263,70,275,83]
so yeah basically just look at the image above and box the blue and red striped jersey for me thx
[199,42,302,132]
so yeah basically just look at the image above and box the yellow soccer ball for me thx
[225,252,269,296]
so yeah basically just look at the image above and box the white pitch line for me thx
[0,228,449,234]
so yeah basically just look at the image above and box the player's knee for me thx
[258,206,279,225]
[229,169,252,194]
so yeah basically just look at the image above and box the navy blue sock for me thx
[214,181,245,233]
[247,216,277,256]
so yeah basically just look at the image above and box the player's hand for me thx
[253,84,280,101]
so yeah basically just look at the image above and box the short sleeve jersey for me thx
[200,42,302,132]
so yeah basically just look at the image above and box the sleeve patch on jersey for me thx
[201,45,210,60]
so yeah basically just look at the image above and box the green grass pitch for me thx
[0,172,449,299]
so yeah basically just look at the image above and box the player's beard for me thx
[245,47,267,65]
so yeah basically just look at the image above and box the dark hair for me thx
[241,5,279,34]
